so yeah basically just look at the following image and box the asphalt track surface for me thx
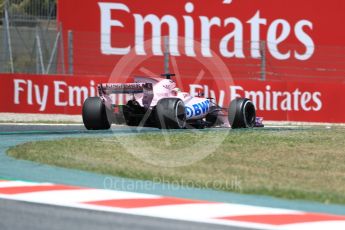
[0,123,125,133]
[1,124,345,230]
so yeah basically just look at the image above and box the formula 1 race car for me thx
[82,74,262,130]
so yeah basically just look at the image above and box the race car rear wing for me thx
[98,83,153,95]
[98,83,154,108]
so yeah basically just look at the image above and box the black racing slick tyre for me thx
[156,98,186,129]
[228,98,256,129]
[82,97,111,130]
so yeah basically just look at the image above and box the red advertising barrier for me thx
[57,0,345,81]
[49,0,345,123]
[1,74,344,123]
[0,74,104,115]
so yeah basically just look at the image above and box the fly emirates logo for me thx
[98,2,315,61]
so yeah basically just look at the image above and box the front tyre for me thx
[228,98,256,129]
[156,98,186,129]
[82,97,111,130]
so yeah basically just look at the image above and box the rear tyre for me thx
[82,97,111,130]
[156,98,186,129]
[228,98,256,129]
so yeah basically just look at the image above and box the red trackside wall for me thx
[57,0,345,80]
[0,74,344,123]
[2,0,344,122]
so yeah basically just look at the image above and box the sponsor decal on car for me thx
[185,100,210,118]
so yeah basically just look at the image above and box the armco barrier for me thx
[0,73,344,123]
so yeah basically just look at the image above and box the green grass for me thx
[7,127,345,204]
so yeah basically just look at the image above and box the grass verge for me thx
[7,127,345,204]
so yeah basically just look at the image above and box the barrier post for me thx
[4,6,14,73]
[68,30,74,75]
[35,27,45,74]
[164,36,170,74]
[260,40,266,81]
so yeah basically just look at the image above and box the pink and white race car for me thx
[82,74,262,130]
